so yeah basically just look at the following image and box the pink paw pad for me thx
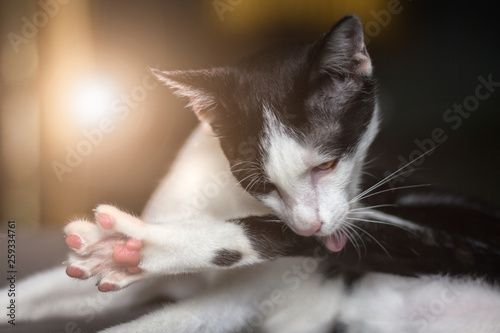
[98,282,117,293]
[65,235,83,249]
[97,213,114,230]
[66,266,87,279]
[113,239,143,272]
[64,205,147,291]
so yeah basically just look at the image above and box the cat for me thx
[2,15,500,333]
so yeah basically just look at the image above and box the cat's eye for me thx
[315,159,338,171]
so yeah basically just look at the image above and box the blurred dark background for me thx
[1,0,499,230]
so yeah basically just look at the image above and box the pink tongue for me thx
[324,232,348,252]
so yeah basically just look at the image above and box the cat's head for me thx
[153,15,379,250]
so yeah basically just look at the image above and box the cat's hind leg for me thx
[0,265,157,325]
[98,258,346,333]
[97,269,265,333]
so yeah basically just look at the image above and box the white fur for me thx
[260,105,380,237]
[261,108,332,235]
[339,274,500,333]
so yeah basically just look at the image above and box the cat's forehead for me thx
[226,43,311,111]
[225,82,376,162]
[224,44,375,150]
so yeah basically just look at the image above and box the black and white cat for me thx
[3,15,500,333]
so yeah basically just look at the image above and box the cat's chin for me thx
[322,232,348,252]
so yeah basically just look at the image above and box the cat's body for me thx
[2,15,500,332]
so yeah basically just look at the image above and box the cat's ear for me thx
[316,15,372,76]
[151,68,226,124]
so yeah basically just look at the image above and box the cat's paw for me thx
[64,205,148,292]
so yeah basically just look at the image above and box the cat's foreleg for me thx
[64,205,311,292]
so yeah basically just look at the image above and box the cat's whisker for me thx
[263,218,281,223]
[242,173,256,191]
[245,174,264,194]
[350,204,398,211]
[231,163,258,173]
[281,223,290,234]
[360,155,383,179]
[231,167,259,174]
[354,184,432,203]
[362,154,382,166]
[230,160,260,168]
[346,216,414,233]
[346,222,366,250]
[349,171,408,205]
[349,223,392,259]
[250,174,265,191]
[230,161,261,175]
[342,223,364,261]
[231,167,260,175]
[233,172,260,189]
[244,178,257,193]
[361,170,378,180]
[349,145,440,205]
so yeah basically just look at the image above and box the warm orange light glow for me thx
[67,75,121,127]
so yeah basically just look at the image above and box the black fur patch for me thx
[211,249,243,267]
[232,205,500,282]
[232,215,321,260]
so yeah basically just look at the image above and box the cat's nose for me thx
[295,222,322,236]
